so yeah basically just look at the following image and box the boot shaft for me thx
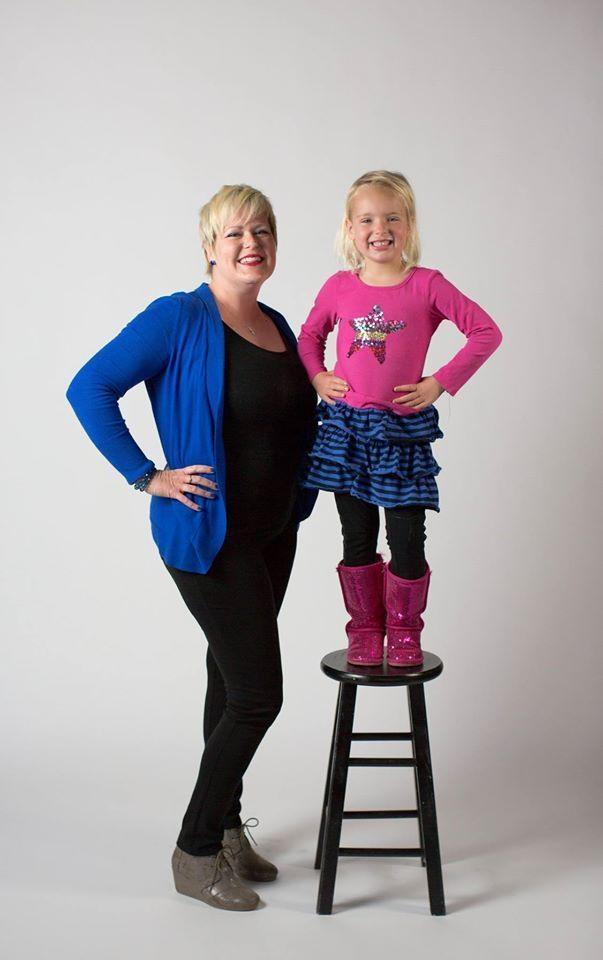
[384,563,430,628]
[336,556,385,628]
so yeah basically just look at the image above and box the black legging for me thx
[335,492,427,580]
[165,523,297,856]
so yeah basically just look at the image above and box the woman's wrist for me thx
[133,467,158,493]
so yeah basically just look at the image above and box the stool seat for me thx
[320,649,443,686]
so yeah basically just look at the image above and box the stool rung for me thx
[348,757,416,767]
[339,847,424,858]
[352,732,413,741]
[343,809,418,820]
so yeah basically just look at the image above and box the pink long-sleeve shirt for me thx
[297,268,502,415]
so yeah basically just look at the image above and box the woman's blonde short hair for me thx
[199,184,277,274]
[336,170,420,272]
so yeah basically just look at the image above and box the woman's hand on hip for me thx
[146,465,217,511]
[312,370,349,405]
[393,376,444,410]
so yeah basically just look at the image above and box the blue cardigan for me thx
[67,283,318,573]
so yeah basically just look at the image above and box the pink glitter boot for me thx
[337,557,385,666]
[385,563,431,667]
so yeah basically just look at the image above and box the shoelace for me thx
[207,847,234,890]
[240,817,260,847]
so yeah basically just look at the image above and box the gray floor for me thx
[2,771,599,960]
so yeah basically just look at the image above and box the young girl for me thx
[298,170,502,668]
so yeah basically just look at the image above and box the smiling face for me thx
[206,209,276,291]
[346,185,409,269]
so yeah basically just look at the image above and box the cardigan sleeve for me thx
[66,296,179,484]
[429,271,502,396]
[297,273,341,381]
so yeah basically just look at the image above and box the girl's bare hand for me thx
[146,465,217,511]
[393,376,444,410]
[312,370,349,405]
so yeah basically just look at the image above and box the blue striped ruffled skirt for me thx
[300,400,443,511]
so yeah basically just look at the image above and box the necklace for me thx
[213,291,265,337]
[244,311,266,337]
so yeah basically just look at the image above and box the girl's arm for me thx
[297,274,341,381]
[66,297,178,484]
[429,271,502,395]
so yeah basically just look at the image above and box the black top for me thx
[222,324,317,538]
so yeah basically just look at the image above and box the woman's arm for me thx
[428,271,502,396]
[66,296,178,484]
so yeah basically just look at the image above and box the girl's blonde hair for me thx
[198,184,277,274]
[336,170,420,272]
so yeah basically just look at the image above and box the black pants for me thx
[334,492,427,580]
[165,523,297,856]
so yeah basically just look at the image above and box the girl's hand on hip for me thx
[312,370,349,405]
[393,376,444,410]
[146,465,217,511]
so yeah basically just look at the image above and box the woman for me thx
[66,184,317,912]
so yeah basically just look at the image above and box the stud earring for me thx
[209,259,216,266]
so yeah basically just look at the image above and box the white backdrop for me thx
[2,1,601,957]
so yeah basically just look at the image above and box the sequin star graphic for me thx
[346,305,406,364]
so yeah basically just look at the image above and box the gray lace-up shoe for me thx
[171,846,260,911]
[222,818,278,883]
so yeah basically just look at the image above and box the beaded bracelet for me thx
[133,468,157,493]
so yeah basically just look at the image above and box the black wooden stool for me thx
[315,649,445,915]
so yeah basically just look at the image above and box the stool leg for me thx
[315,685,342,869]
[410,726,427,867]
[316,682,357,915]
[408,683,446,916]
